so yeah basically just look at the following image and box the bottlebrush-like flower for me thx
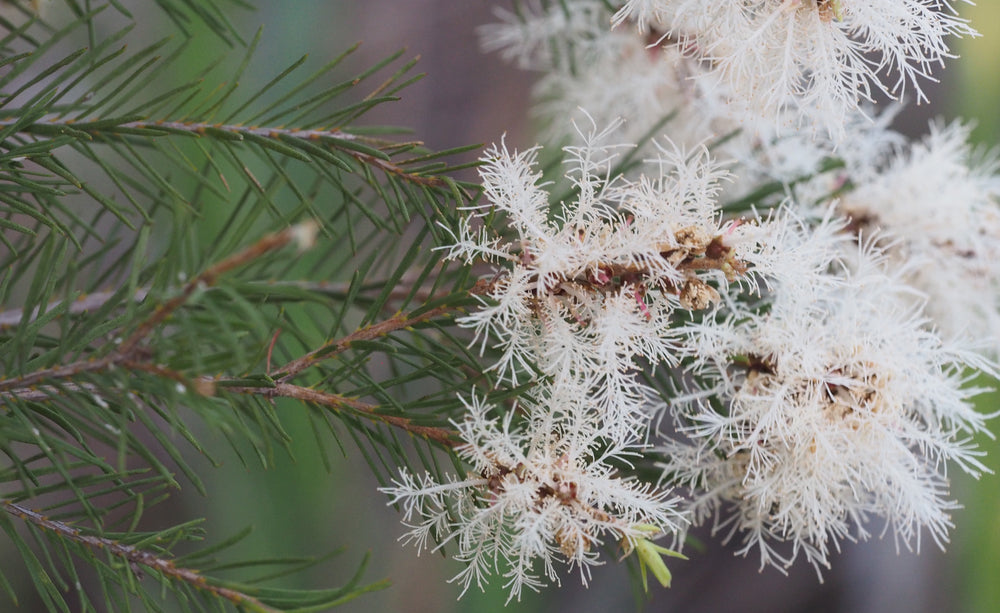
[440,122,772,431]
[836,121,1000,353]
[614,0,976,134]
[662,251,994,574]
[532,33,724,153]
[481,1,735,156]
[381,387,685,601]
[479,0,615,72]
[722,106,904,205]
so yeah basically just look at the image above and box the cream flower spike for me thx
[381,387,685,601]
[438,120,770,410]
[662,241,995,575]
[837,120,1000,354]
[614,0,976,136]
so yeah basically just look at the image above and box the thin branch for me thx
[345,148,447,187]
[0,381,100,402]
[9,117,449,188]
[0,223,316,394]
[128,121,368,142]
[0,288,150,327]
[2,500,281,613]
[117,222,316,355]
[274,306,455,381]
[223,382,459,446]
[273,275,493,381]
[0,272,454,328]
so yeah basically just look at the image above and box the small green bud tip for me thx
[625,525,687,592]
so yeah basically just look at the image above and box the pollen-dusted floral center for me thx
[772,0,844,22]
[824,358,889,416]
[482,456,586,509]
[737,353,893,442]
[520,224,745,325]
[742,354,890,424]
[483,460,526,495]
[820,367,889,431]
[479,454,617,557]
[840,206,879,237]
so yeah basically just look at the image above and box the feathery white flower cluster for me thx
[443,125,767,421]
[613,0,976,132]
[463,0,1000,585]
[382,386,685,600]
[381,0,1000,599]
[482,1,730,152]
[665,242,994,573]
[836,121,1000,350]
[386,123,772,597]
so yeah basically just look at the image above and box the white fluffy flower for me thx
[662,250,993,574]
[615,0,976,134]
[719,106,904,205]
[441,123,778,431]
[532,30,726,152]
[381,388,685,601]
[479,0,616,71]
[482,1,745,158]
[837,121,1000,352]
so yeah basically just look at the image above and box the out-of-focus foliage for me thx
[0,1,485,610]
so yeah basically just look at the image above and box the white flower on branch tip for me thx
[614,0,976,135]
[732,207,855,304]
[481,1,745,159]
[532,30,725,154]
[720,105,905,204]
[380,388,686,601]
[662,250,995,575]
[836,120,1000,354]
[479,0,615,72]
[438,121,787,436]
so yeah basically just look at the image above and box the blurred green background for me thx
[955,6,1000,613]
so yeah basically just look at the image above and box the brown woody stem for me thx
[6,117,447,188]
[275,306,454,380]
[222,382,459,446]
[2,500,280,613]
[0,224,311,394]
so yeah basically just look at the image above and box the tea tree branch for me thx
[0,223,316,395]
[5,117,448,188]
[2,500,281,613]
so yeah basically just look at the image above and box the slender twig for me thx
[2,500,280,613]
[223,382,459,446]
[116,120,447,187]
[0,358,115,395]
[3,370,459,445]
[3,381,101,402]
[126,121,365,142]
[345,148,446,187]
[118,222,316,355]
[271,273,496,381]
[7,117,450,188]
[0,288,150,327]
[0,223,314,394]
[0,278,433,328]
[274,306,455,381]
[0,261,473,329]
